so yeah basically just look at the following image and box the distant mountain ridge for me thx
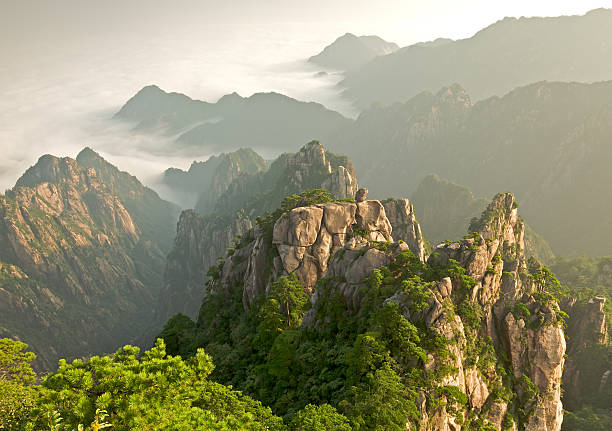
[115,85,350,155]
[162,148,268,209]
[308,33,399,70]
[341,8,612,108]
[327,80,612,256]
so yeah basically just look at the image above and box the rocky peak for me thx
[76,147,136,194]
[308,33,399,71]
[14,154,87,190]
[194,148,269,214]
[382,198,427,262]
[0,150,179,370]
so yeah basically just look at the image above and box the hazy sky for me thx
[1,0,611,198]
[3,0,610,47]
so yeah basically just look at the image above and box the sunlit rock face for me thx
[0,148,179,370]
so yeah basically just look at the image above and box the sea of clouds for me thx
[0,19,358,202]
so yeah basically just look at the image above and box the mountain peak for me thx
[14,154,81,189]
[309,32,399,70]
[76,147,104,164]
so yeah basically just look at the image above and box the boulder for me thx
[355,188,368,202]
[356,200,392,241]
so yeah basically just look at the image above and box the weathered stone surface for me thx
[382,198,427,262]
[312,226,332,273]
[243,235,270,309]
[268,199,405,291]
[322,165,358,199]
[322,203,356,234]
[272,213,290,244]
[277,245,306,273]
[465,368,489,409]
[288,207,323,246]
[356,200,392,241]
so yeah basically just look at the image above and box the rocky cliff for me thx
[0,149,179,369]
[170,191,566,430]
[156,141,359,324]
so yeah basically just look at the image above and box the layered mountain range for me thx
[114,85,350,155]
[118,73,612,259]
[326,80,612,256]
[0,148,179,369]
[340,8,612,108]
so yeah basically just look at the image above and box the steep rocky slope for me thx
[114,85,351,154]
[308,33,399,71]
[328,80,612,256]
[341,8,612,108]
[162,192,567,430]
[0,149,179,369]
[156,141,359,323]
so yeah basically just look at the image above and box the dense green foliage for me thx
[0,339,37,430]
[0,338,287,431]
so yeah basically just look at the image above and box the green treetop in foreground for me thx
[0,337,352,430]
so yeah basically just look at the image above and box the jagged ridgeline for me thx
[157,141,359,324]
[0,148,179,369]
[160,191,567,430]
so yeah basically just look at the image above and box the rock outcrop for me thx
[382,198,427,262]
[202,192,566,430]
[162,148,268,209]
[159,141,359,322]
[0,148,179,370]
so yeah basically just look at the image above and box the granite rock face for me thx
[425,193,565,431]
[203,192,566,429]
[211,195,427,311]
[382,198,427,262]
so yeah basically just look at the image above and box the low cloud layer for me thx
[0,21,356,198]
